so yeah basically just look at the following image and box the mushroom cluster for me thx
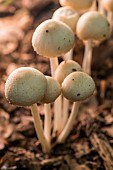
[6,0,110,154]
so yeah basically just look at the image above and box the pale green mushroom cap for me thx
[52,6,79,33]
[41,76,61,103]
[32,19,75,58]
[55,60,82,84]
[62,71,95,101]
[76,11,110,41]
[59,0,93,11]
[5,67,47,106]
[102,0,113,12]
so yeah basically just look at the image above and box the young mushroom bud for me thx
[55,60,82,85]
[76,11,110,74]
[52,6,79,33]
[41,76,61,104]
[59,0,94,12]
[62,71,95,101]
[5,67,50,153]
[57,71,95,143]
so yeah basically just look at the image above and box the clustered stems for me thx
[82,40,93,75]
[30,104,50,153]
[57,102,80,143]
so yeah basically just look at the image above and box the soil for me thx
[0,1,113,170]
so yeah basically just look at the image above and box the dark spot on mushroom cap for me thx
[46,30,49,33]
[72,68,77,72]
[72,79,74,81]
[77,93,80,96]
[103,34,106,37]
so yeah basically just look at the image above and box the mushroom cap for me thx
[55,60,82,84]
[5,67,47,106]
[59,0,93,11]
[102,0,113,12]
[76,11,110,41]
[52,6,79,33]
[62,71,95,101]
[32,19,75,58]
[41,76,61,103]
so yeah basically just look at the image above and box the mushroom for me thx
[32,19,75,76]
[59,0,94,12]
[76,11,110,74]
[52,6,79,60]
[5,67,50,153]
[57,71,95,143]
[41,76,61,144]
[55,60,82,85]
[52,6,79,33]
[32,19,75,135]
[55,60,82,131]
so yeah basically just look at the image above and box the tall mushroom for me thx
[5,67,50,153]
[52,6,79,60]
[32,19,75,135]
[58,71,95,143]
[76,11,110,74]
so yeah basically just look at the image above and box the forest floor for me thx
[0,0,113,170]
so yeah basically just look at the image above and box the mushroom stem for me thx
[30,103,50,153]
[57,101,80,143]
[44,103,52,145]
[50,58,59,78]
[107,11,113,34]
[53,95,62,135]
[50,58,63,136]
[61,97,69,131]
[63,48,73,61]
[82,40,93,75]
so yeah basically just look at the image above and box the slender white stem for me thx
[53,95,62,136]
[107,12,113,35]
[44,103,52,145]
[30,103,50,153]
[82,40,93,75]
[50,58,59,78]
[63,48,73,61]
[98,0,106,16]
[50,57,62,136]
[57,102,80,143]
[61,97,69,131]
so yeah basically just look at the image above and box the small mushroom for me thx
[55,60,82,85]
[41,76,61,144]
[5,67,50,153]
[54,60,82,130]
[57,71,95,143]
[52,6,79,33]
[59,0,94,12]
[76,11,110,74]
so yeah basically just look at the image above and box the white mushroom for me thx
[52,6,79,33]
[32,19,75,135]
[5,67,50,153]
[41,76,61,144]
[57,71,95,143]
[55,60,82,85]
[76,11,110,74]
